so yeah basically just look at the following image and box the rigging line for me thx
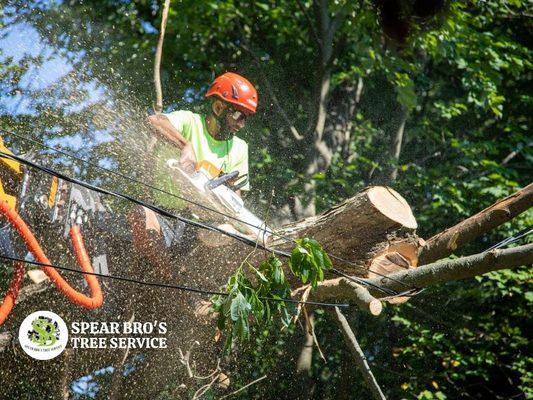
[485,226,533,252]
[0,129,410,291]
[0,254,351,308]
[330,267,398,296]
[0,150,402,296]
[1,128,277,238]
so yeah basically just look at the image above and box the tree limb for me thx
[334,307,387,400]
[370,243,533,296]
[419,183,533,264]
[153,0,171,114]
[304,243,531,309]
[296,312,315,372]
[308,278,383,315]
[240,43,304,141]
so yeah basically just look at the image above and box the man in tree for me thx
[129,72,258,278]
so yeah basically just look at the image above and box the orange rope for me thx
[0,201,103,313]
[0,261,24,325]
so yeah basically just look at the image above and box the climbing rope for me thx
[0,201,103,310]
[0,128,411,292]
[0,253,350,309]
[0,150,406,297]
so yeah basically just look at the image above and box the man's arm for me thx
[146,114,196,171]
[146,114,188,149]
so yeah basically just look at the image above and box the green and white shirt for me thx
[153,110,249,210]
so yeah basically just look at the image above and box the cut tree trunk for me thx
[2,182,529,398]
[274,186,421,277]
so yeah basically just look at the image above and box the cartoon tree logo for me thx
[27,316,59,347]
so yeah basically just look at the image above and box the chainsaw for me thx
[166,159,272,241]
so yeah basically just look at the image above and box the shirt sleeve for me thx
[232,141,250,191]
[163,110,193,141]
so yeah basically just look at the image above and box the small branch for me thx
[420,183,533,264]
[343,280,383,315]
[219,375,267,400]
[296,317,314,373]
[370,243,533,296]
[334,307,387,400]
[296,0,321,45]
[309,278,383,315]
[305,309,326,363]
[192,373,219,400]
[153,0,171,114]
[240,43,304,140]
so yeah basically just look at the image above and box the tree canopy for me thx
[0,0,531,399]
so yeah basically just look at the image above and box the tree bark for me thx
[419,183,533,264]
[388,106,408,182]
[306,278,383,315]
[369,243,533,296]
[296,313,315,373]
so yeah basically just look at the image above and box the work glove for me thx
[179,142,197,174]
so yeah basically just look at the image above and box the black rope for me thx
[0,253,350,308]
[0,129,412,291]
[0,150,280,253]
[0,151,402,297]
[329,267,398,296]
[1,128,275,238]
[485,226,533,252]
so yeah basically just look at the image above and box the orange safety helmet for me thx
[205,72,258,114]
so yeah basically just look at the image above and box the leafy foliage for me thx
[211,238,332,351]
[288,238,333,287]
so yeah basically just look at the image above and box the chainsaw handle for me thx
[229,174,248,191]
[206,170,239,190]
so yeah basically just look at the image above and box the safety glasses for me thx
[229,109,247,123]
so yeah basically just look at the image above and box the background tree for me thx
[0,0,531,398]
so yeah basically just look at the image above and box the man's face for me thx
[214,101,249,140]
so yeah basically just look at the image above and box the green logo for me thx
[28,316,59,347]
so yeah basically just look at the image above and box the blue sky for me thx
[0,15,110,150]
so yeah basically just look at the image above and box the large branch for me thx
[370,243,533,296]
[334,307,387,400]
[419,183,533,264]
[304,243,531,312]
